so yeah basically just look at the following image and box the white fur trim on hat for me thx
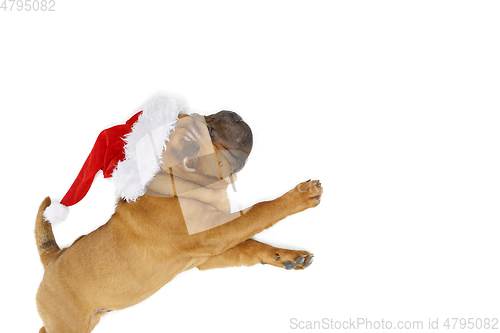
[43,200,70,224]
[111,93,186,201]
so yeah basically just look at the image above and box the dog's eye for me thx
[182,140,200,157]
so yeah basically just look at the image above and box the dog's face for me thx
[160,111,253,186]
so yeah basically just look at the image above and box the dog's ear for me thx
[179,139,200,172]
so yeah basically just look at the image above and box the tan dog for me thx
[35,111,323,333]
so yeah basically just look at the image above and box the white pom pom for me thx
[43,200,69,224]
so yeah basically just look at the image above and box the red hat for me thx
[43,93,186,224]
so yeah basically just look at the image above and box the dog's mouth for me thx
[205,111,253,174]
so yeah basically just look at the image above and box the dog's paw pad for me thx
[305,255,314,267]
[283,261,298,270]
[265,250,313,270]
[295,256,306,265]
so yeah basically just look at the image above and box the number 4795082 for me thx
[1,0,56,11]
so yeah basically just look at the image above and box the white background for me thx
[1,1,499,332]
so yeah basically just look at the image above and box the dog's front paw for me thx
[282,180,323,213]
[262,249,314,270]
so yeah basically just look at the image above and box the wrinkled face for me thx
[161,111,253,185]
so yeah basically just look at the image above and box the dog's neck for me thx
[146,171,232,213]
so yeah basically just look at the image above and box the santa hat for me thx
[43,93,186,224]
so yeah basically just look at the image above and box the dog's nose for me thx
[217,111,243,123]
[227,111,242,123]
[208,110,244,124]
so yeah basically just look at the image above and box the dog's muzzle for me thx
[205,111,253,173]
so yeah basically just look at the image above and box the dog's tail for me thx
[35,197,61,269]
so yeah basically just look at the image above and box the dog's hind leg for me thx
[37,288,98,333]
[88,309,111,332]
[197,239,314,271]
[40,313,97,333]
